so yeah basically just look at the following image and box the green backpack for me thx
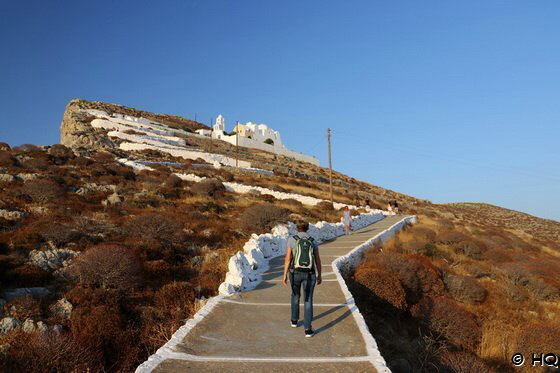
[292,235,315,272]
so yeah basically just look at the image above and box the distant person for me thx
[342,206,351,234]
[392,201,399,214]
[282,220,322,337]
[387,202,394,214]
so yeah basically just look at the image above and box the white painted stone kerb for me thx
[217,210,387,296]
[332,215,417,373]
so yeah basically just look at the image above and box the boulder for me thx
[52,298,73,319]
[22,318,36,333]
[0,209,27,221]
[0,317,20,334]
[28,249,78,272]
[0,174,15,183]
[60,100,116,151]
[101,192,122,207]
[16,173,39,181]
[36,321,48,333]
[1,288,50,302]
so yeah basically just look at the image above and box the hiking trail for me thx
[138,215,409,373]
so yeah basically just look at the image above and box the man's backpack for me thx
[292,235,315,271]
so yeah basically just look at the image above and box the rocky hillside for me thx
[1,98,557,372]
[60,99,209,153]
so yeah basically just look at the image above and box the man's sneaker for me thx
[290,320,298,328]
[305,329,314,337]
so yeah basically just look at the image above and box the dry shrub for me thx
[20,179,65,203]
[484,247,514,263]
[124,214,184,247]
[68,156,93,167]
[48,144,74,160]
[516,323,560,372]
[191,178,226,197]
[22,156,50,170]
[163,174,183,188]
[503,263,560,301]
[238,203,289,234]
[281,198,303,208]
[411,296,481,350]
[315,201,334,211]
[439,351,495,373]
[217,170,234,182]
[1,331,102,373]
[437,229,469,244]
[34,221,83,247]
[3,295,42,320]
[90,151,115,164]
[354,267,407,310]
[408,226,437,241]
[260,194,276,203]
[0,151,17,167]
[5,264,52,288]
[462,262,492,279]
[442,273,488,304]
[67,244,142,290]
[455,239,487,260]
[502,281,529,302]
[155,281,196,316]
[105,163,136,180]
[375,252,444,305]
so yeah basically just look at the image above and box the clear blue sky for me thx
[1,1,559,221]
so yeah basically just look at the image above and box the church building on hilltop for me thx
[195,115,319,166]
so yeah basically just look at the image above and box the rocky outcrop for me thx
[0,317,20,334]
[28,249,78,272]
[60,99,116,152]
[0,174,15,183]
[60,99,209,153]
[0,209,27,221]
[1,288,50,302]
[51,298,73,319]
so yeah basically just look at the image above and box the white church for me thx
[195,115,319,166]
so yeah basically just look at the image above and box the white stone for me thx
[17,173,39,181]
[28,249,78,272]
[102,192,122,206]
[0,174,15,183]
[22,318,36,333]
[36,321,48,333]
[0,209,26,221]
[0,317,20,334]
[53,298,73,319]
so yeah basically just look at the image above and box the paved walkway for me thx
[151,215,405,372]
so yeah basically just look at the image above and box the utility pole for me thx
[236,121,239,168]
[328,128,333,206]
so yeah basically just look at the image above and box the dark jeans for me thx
[289,270,316,330]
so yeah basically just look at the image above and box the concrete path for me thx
[151,215,405,372]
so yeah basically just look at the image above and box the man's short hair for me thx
[296,220,309,232]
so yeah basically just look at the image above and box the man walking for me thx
[282,220,322,337]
